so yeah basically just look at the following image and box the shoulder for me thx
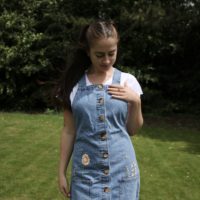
[120,71,143,96]
[115,68,138,83]
[120,71,139,86]
[121,71,138,82]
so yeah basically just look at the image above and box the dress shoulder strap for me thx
[78,73,87,87]
[112,68,121,84]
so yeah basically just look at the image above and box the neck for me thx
[86,66,114,84]
[88,66,114,76]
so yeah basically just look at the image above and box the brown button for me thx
[104,187,110,192]
[81,153,90,166]
[98,97,104,105]
[99,115,105,122]
[98,84,103,89]
[100,132,107,140]
[103,169,109,175]
[103,152,109,159]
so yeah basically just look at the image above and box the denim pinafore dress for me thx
[70,68,140,200]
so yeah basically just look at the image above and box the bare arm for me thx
[58,109,76,197]
[126,98,143,136]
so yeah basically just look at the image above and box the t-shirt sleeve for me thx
[70,83,78,105]
[121,72,143,96]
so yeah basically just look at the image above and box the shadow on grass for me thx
[139,114,200,155]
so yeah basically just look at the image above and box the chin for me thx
[99,65,113,70]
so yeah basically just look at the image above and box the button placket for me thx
[96,86,110,191]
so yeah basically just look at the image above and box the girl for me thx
[58,20,143,200]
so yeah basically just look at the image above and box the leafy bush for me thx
[0,0,199,114]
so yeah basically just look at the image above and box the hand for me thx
[58,174,71,198]
[108,82,140,104]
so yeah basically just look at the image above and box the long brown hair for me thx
[56,20,119,110]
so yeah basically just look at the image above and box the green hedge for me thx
[0,0,199,114]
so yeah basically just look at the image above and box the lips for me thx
[100,65,110,68]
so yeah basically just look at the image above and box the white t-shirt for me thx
[70,70,143,104]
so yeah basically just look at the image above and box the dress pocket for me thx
[119,158,140,200]
[70,178,92,200]
[119,176,140,200]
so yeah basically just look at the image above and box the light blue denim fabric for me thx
[70,68,140,200]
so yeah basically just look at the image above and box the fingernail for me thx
[67,193,71,197]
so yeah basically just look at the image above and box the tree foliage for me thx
[0,0,199,113]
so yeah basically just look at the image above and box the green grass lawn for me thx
[0,112,199,200]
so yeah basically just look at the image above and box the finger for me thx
[108,88,122,93]
[108,87,125,93]
[67,192,71,198]
[108,91,124,96]
[108,88,118,93]
[111,95,126,100]
[108,86,124,91]
[61,186,68,197]
[108,84,124,89]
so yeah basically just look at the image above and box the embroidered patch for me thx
[126,161,137,178]
[82,153,90,166]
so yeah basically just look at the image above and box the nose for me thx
[102,55,110,65]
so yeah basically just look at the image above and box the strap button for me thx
[97,84,103,89]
